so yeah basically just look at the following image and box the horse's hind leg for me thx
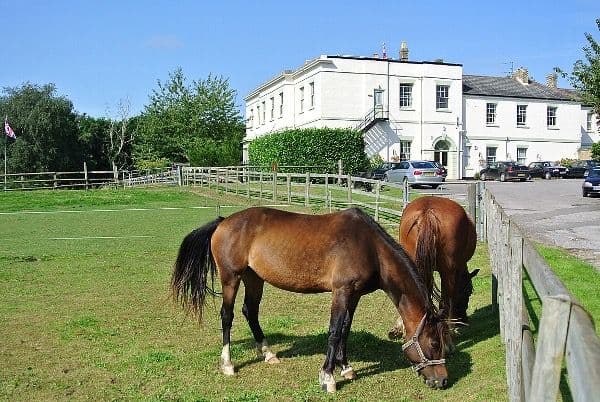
[241,269,279,364]
[220,274,241,376]
[335,294,359,380]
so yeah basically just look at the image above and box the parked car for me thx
[565,159,598,178]
[383,160,445,188]
[527,161,567,179]
[371,162,400,180]
[428,161,448,180]
[479,161,529,182]
[582,167,600,197]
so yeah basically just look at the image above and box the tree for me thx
[558,19,600,115]
[0,83,82,173]
[134,68,244,167]
[105,98,135,170]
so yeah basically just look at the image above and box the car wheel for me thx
[383,175,389,182]
[480,173,486,181]
[431,184,439,189]
[527,175,532,181]
[544,171,552,180]
[500,173,506,182]
[583,190,588,197]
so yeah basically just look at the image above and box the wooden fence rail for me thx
[484,188,600,402]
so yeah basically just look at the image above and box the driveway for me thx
[483,179,600,271]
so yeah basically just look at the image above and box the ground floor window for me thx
[517,147,527,165]
[400,141,411,161]
[486,147,497,165]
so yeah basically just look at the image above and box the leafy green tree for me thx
[592,142,600,160]
[78,114,111,170]
[0,83,82,173]
[558,19,600,115]
[135,68,244,167]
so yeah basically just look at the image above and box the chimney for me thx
[400,41,409,61]
[513,67,529,84]
[546,72,558,88]
[382,43,387,59]
[372,52,379,58]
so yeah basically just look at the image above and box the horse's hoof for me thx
[265,353,280,364]
[221,363,235,376]
[340,366,356,380]
[318,369,336,393]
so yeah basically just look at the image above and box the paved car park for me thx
[483,179,600,271]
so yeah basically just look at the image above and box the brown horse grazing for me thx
[389,196,479,345]
[171,207,449,392]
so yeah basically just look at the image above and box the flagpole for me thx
[3,131,6,191]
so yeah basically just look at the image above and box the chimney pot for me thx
[513,67,529,84]
[400,41,409,61]
[546,72,558,88]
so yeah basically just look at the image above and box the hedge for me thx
[247,128,369,174]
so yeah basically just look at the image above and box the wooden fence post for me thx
[467,182,476,222]
[347,174,352,206]
[506,221,523,402]
[375,181,380,221]
[305,172,310,207]
[528,296,571,401]
[272,171,277,202]
[286,173,291,204]
[84,162,89,190]
[337,160,343,185]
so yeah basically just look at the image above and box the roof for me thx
[463,75,580,102]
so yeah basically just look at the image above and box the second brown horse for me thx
[390,196,479,345]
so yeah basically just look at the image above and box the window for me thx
[309,82,314,108]
[256,105,261,125]
[400,141,411,161]
[248,109,254,128]
[547,106,557,127]
[486,147,497,165]
[517,148,527,165]
[262,101,266,124]
[587,113,593,131]
[436,85,449,109]
[517,105,527,126]
[399,84,413,108]
[299,86,304,113]
[270,97,275,121]
[279,92,284,117]
[486,103,497,125]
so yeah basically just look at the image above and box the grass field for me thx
[0,187,506,401]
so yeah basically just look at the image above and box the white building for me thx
[244,46,598,179]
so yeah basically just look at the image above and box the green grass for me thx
[534,245,600,337]
[0,187,506,401]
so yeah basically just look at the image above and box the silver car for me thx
[383,160,445,188]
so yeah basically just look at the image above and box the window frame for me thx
[486,103,497,125]
[270,97,275,121]
[309,82,315,109]
[517,147,527,165]
[399,83,413,108]
[399,141,411,161]
[279,92,284,118]
[517,104,527,126]
[486,147,497,165]
[436,84,449,110]
[547,106,557,127]
[299,86,305,113]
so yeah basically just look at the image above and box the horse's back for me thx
[211,207,378,293]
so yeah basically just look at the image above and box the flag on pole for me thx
[4,117,16,139]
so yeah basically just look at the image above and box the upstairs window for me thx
[399,83,413,108]
[309,82,315,108]
[517,105,527,126]
[279,92,284,117]
[486,103,497,125]
[256,105,261,125]
[270,97,274,121]
[262,101,266,124]
[547,106,557,127]
[436,85,449,109]
[299,86,304,113]
[587,112,593,131]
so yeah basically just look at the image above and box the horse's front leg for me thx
[220,276,241,376]
[320,288,358,393]
[335,295,359,380]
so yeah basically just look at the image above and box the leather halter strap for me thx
[401,313,446,372]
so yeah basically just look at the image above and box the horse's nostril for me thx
[441,378,448,388]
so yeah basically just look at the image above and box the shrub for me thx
[248,128,369,174]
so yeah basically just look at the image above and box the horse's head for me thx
[452,268,480,323]
[402,312,449,389]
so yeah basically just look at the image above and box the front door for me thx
[434,140,450,167]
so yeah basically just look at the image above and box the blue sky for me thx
[3,1,599,118]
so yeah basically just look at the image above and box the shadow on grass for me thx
[229,307,501,391]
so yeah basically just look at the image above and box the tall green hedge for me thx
[248,128,369,173]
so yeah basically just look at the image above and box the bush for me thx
[248,128,369,174]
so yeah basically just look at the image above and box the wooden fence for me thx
[484,188,600,401]
[180,166,480,226]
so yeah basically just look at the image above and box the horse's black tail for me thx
[171,217,225,323]
[415,211,442,306]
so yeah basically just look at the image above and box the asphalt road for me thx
[482,179,600,271]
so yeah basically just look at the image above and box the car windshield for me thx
[411,161,435,169]
[589,168,600,178]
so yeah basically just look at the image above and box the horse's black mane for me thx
[346,207,438,315]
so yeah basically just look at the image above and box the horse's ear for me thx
[469,269,480,278]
